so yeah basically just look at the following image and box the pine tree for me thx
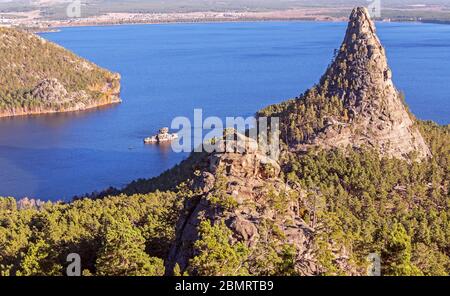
[382,223,422,276]
[189,220,249,276]
[95,214,164,276]
[17,239,61,276]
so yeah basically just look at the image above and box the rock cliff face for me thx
[0,27,121,117]
[165,7,432,276]
[312,7,430,159]
[165,131,357,275]
[261,7,430,160]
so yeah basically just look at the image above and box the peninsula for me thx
[0,27,121,118]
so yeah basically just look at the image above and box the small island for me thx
[144,127,178,144]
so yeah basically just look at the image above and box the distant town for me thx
[1,2,450,32]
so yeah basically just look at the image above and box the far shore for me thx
[4,6,450,33]
[31,18,445,35]
[3,7,450,34]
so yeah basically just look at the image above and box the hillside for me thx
[0,27,121,117]
[0,7,448,276]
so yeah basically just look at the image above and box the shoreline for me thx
[38,17,347,31]
[29,17,450,34]
[33,17,437,34]
[3,6,450,32]
[0,98,121,119]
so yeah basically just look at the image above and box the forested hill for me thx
[0,121,448,276]
[0,27,121,117]
[0,8,448,276]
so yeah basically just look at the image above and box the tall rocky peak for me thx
[321,6,386,105]
[316,7,430,159]
[263,7,430,160]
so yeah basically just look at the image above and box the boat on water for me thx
[144,127,178,144]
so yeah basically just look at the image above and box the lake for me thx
[0,21,449,201]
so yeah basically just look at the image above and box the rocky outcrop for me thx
[309,7,430,159]
[31,79,70,102]
[0,74,121,118]
[268,7,430,160]
[165,130,357,275]
[166,7,429,276]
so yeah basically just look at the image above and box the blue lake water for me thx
[0,21,449,201]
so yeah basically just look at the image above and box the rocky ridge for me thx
[165,130,358,275]
[164,7,431,276]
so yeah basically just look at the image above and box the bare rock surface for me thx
[166,131,357,275]
[31,78,69,102]
[307,7,430,159]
